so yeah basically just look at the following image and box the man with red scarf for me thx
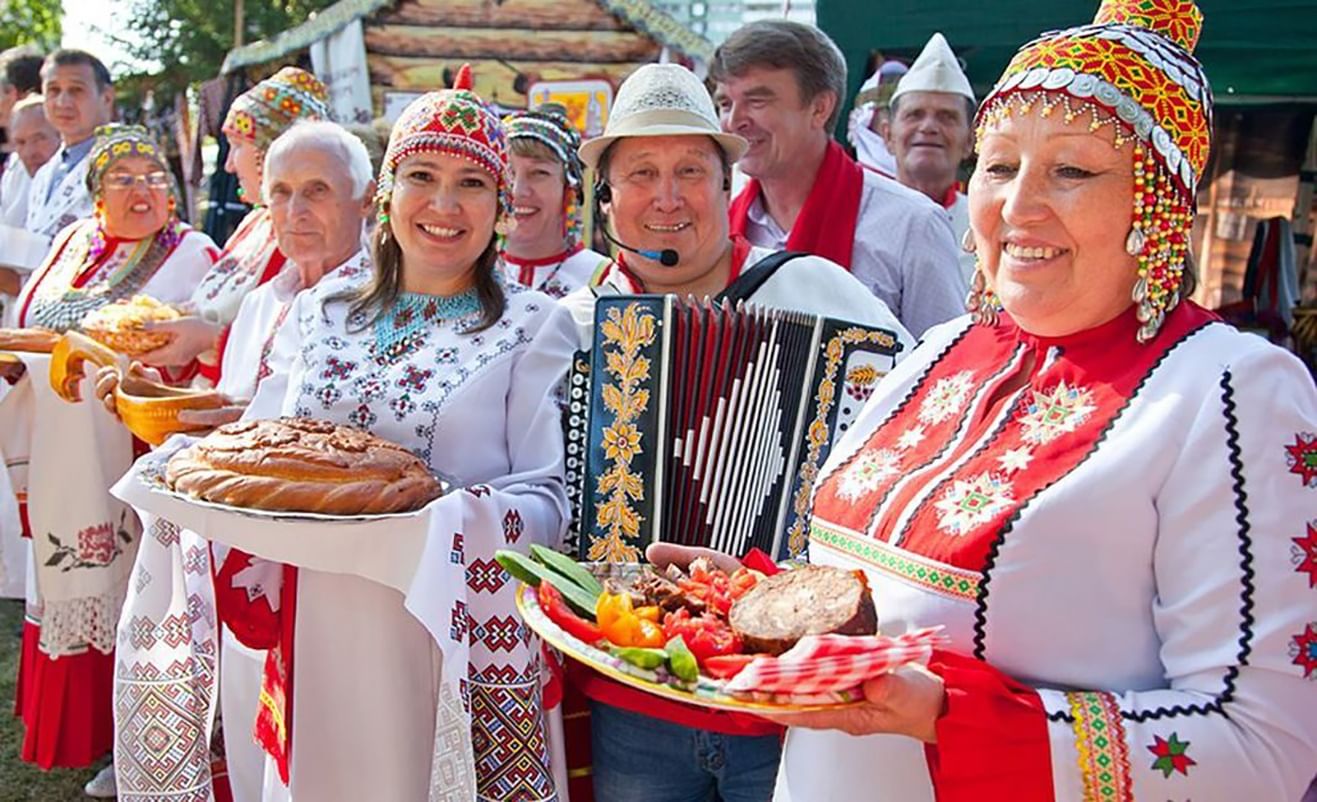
[714,21,966,338]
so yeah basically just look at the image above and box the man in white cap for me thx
[712,20,966,338]
[565,62,912,802]
[885,32,977,283]
[846,59,907,177]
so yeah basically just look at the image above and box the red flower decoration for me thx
[1147,732,1196,778]
[76,521,117,565]
[1286,433,1317,488]
[1293,521,1317,588]
[1291,622,1317,680]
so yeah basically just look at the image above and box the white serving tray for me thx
[111,436,445,594]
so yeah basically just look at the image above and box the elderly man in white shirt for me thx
[713,20,965,338]
[884,33,978,285]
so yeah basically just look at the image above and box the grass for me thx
[0,598,105,801]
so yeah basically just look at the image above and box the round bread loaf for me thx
[165,417,443,514]
[728,565,877,655]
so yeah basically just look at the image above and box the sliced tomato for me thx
[728,567,763,600]
[661,608,742,664]
[702,653,757,679]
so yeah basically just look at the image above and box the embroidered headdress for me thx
[375,64,512,230]
[975,0,1212,341]
[88,123,170,197]
[503,103,584,190]
[223,66,330,152]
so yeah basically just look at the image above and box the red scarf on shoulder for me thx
[728,139,864,270]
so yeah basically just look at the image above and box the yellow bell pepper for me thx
[595,592,666,648]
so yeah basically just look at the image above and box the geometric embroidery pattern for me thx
[836,449,901,501]
[1147,732,1196,778]
[1290,622,1317,680]
[918,370,975,425]
[1067,690,1134,802]
[1286,432,1317,488]
[1018,380,1097,445]
[466,557,508,594]
[1292,521,1317,589]
[469,679,556,801]
[933,472,1016,536]
[810,522,980,601]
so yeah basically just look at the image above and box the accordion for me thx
[565,295,904,564]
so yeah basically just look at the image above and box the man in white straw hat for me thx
[885,32,978,284]
[711,20,965,338]
[847,59,908,178]
[564,62,912,802]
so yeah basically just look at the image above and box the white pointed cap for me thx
[891,33,975,104]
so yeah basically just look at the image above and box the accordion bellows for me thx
[166,418,443,514]
[573,296,904,563]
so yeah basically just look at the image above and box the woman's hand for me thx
[92,362,164,416]
[760,664,947,743]
[134,317,221,367]
[645,542,743,574]
[176,401,247,430]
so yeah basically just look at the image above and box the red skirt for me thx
[13,620,115,769]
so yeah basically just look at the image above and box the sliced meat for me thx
[632,566,707,615]
[727,565,877,656]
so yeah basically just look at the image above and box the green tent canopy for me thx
[819,0,1317,115]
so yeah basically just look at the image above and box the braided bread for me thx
[0,327,61,353]
[165,418,443,514]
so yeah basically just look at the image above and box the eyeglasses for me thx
[102,171,171,190]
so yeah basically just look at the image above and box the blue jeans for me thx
[590,701,782,802]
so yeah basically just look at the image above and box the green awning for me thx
[819,0,1317,109]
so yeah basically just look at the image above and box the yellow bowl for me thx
[114,375,223,446]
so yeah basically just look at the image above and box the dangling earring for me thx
[93,196,106,223]
[1125,227,1145,256]
[961,228,976,253]
[966,264,1001,326]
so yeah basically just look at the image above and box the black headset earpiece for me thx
[722,176,732,192]
[595,182,612,204]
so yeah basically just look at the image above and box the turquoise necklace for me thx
[374,288,482,362]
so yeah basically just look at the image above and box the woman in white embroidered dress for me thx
[660,3,1317,801]
[0,123,216,790]
[499,103,608,298]
[237,66,574,801]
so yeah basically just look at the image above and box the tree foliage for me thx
[116,0,336,91]
[0,0,62,51]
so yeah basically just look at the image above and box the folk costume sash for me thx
[728,140,863,270]
[811,303,1217,573]
[25,147,93,243]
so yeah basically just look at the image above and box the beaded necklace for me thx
[373,288,483,363]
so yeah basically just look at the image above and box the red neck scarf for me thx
[503,243,583,287]
[728,139,863,270]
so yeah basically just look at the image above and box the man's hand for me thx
[759,664,947,743]
[645,542,743,574]
[92,362,164,416]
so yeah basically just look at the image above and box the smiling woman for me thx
[216,64,580,800]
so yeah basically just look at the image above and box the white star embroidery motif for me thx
[933,472,1016,536]
[837,449,902,501]
[896,426,927,451]
[231,559,283,613]
[918,371,975,425]
[996,447,1034,473]
[1018,380,1098,445]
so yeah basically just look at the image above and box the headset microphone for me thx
[594,182,681,267]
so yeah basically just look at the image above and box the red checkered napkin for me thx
[724,626,947,695]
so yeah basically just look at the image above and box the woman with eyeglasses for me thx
[1,124,216,793]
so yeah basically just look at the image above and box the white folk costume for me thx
[729,141,966,339]
[2,150,34,226]
[25,136,94,244]
[111,250,371,802]
[785,306,1317,801]
[2,124,217,767]
[501,246,608,300]
[190,67,330,332]
[499,105,609,301]
[239,270,575,801]
[780,2,1317,800]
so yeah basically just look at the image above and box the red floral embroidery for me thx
[1291,622,1317,679]
[1285,432,1317,488]
[77,521,117,564]
[1293,521,1317,588]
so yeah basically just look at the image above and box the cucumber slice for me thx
[529,544,604,598]
[495,550,599,618]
